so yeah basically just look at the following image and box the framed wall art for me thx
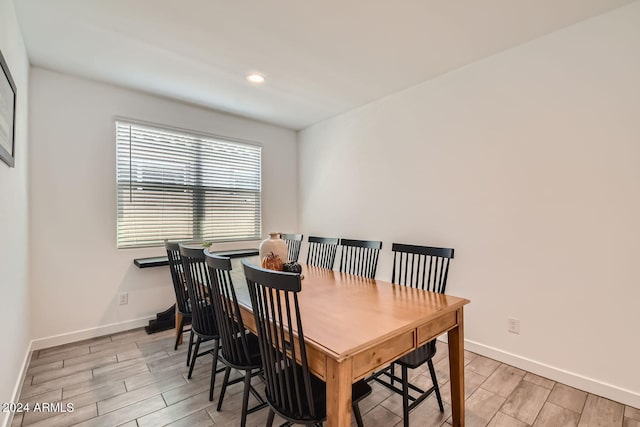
[0,48,16,167]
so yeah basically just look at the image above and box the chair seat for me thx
[191,301,219,339]
[269,364,372,423]
[220,332,262,369]
[177,299,192,316]
[177,308,192,317]
[396,340,436,369]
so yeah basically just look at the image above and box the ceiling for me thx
[15,0,634,130]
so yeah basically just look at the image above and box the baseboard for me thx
[450,337,640,409]
[2,341,33,427]
[30,316,155,351]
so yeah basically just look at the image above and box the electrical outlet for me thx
[118,293,128,305]
[508,317,520,334]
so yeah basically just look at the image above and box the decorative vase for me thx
[259,232,289,269]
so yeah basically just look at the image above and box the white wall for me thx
[29,68,297,345]
[298,2,640,407]
[0,0,30,424]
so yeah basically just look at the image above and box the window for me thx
[116,120,262,249]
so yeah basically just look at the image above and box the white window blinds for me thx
[116,121,262,249]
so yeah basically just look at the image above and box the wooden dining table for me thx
[221,258,470,427]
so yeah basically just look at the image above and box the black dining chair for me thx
[368,243,454,427]
[338,238,383,279]
[281,233,304,263]
[179,244,224,401]
[165,241,194,365]
[242,261,371,427]
[306,236,339,270]
[205,253,267,426]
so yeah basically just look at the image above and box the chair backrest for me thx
[165,241,190,315]
[179,244,218,338]
[282,233,304,263]
[306,236,339,269]
[242,261,317,420]
[205,252,253,366]
[391,243,454,293]
[338,238,383,279]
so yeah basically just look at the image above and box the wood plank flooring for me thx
[9,328,639,427]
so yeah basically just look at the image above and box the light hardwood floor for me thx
[10,327,640,427]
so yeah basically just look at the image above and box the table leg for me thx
[326,357,353,426]
[175,310,183,345]
[448,307,465,426]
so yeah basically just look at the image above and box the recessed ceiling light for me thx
[246,73,265,84]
